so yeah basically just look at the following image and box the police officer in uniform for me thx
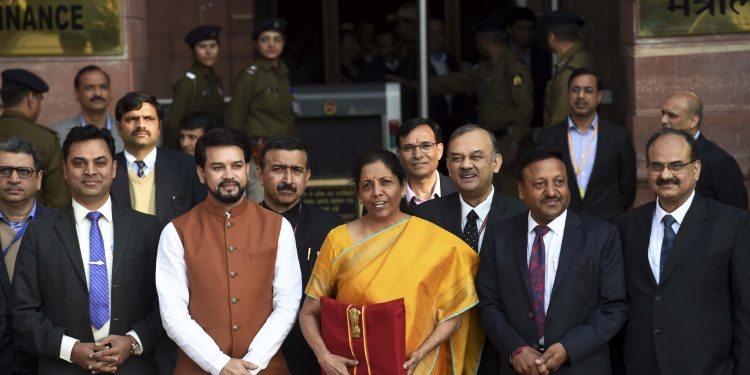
[543,10,596,128]
[166,25,226,150]
[424,16,533,196]
[0,69,70,208]
[228,18,294,162]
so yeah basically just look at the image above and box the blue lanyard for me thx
[79,114,112,130]
[2,221,30,257]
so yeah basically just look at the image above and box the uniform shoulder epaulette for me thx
[185,71,197,80]
[245,65,258,75]
[37,123,59,137]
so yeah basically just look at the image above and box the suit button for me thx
[226,222,233,228]
[654,295,662,302]
[231,297,239,304]
[228,245,236,253]
[527,312,534,319]
[654,329,662,335]
[232,325,239,332]
[230,271,238,278]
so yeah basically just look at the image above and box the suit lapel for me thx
[549,211,582,302]
[154,150,175,224]
[660,196,708,284]
[111,153,131,209]
[54,207,87,288]
[636,203,657,287]
[110,203,131,282]
[446,194,463,237]
[512,215,534,300]
[488,192,509,227]
[587,122,607,196]
[558,125,583,204]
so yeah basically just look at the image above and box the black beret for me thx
[546,10,585,26]
[184,25,221,46]
[473,16,504,33]
[252,18,287,40]
[1,69,49,93]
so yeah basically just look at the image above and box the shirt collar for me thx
[72,197,113,225]
[527,209,568,236]
[693,130,701,140]
[459,186,494,222]
[404,170,442,205]
[0,201,38,224]
[567,113,599,135]
[124,147,157,174]
[654,190,695,226]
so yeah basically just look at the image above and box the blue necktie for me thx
[660,214,677,276]
[87,211,109,329]
[135,160,146,178]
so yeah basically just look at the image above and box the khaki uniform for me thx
[166,64,225,149]
[543,44,596,127]
[0,111,70,208]
[428,49,534,148]
[228,58,295,140]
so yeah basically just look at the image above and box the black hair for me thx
[568,67,603,90]
[351,149,406,189]
[0,137,43,170]
[62,124,116,161]
[194,127,252,168]
[74,65,110,90]
[115,91,164,122]
[548,23,582,42]
[645,128,699,163]
[0,86,28,108]
[505,7,537,26]
[396,117,443,148]
[259,135,308,169]
[449,124,501,155]
[178,112,222,133]
[515,146,566,182]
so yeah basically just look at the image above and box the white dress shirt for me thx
[459,187,494,252]
[123,147,157,177]
[156,218,302,375]
[59,198,140,362]
[648,190,695,284]
[526,210,567,315]
[404,170,443,206]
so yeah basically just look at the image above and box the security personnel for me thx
[0,69,70,208]
[228,18,294,162]
[166,25,225,150]
[425,16,533,196]
[543,10,596,127]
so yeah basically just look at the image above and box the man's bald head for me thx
[660,91,703,136]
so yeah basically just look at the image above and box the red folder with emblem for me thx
[320,296,406,375]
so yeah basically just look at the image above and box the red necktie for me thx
[529,225,550,340]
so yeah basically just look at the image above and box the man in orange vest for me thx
[155,127,301,375]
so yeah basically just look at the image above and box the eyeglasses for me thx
[0,166,36,179]
[400,142,438,154]
[646,160,696,174]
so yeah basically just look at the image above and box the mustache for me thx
[130,129,150,137]
[277,182,297,193]
[90,96,106,102]
[218,178,241,188]
[459,168,478,176]
[656,177,680,186]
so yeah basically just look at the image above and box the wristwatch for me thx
[128,335,143,355]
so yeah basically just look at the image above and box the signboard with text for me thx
[0,0,122,56]
[302,179,359,222]
[638,0,750,37]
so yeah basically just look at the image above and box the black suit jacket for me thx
[9,202,163,374]
[695,133,748,209]
[528,44,553,128]
[276,202,343,375]
[0,204,54,374]
[415,190,526,374]
[477,210,627,374]
[111,149,206,226]
[400,172,458,215]
[614,195,750,375]
[538,120,636,222]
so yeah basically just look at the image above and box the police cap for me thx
[546,10,585,26]
[1,69,49,93]
[252,18,287,40]
[184,25,222,46]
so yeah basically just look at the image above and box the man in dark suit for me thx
[538,68,636,222]
[395,118,457,214]
[10,125,163,374]
[0,137,55,374]
[415,124,526,374]
[477,147,627,375]
[615,128,750,375]
[256,135,343,375]
[110,92,205,227]
[660,91,747,209]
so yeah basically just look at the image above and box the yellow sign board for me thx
[0,0,122,56]
[638,0,750,37]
